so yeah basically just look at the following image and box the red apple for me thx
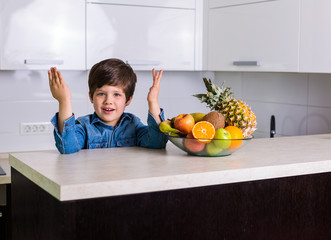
[183,133,205,153]
[174,114,195,134]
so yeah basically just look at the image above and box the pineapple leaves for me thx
[193,94,207,103]
[202,78,213,92]
[194,77,235,110]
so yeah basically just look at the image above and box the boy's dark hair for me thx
[88,58,137,102]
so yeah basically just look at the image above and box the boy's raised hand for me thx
[48,67,72,134]
[148,69,163,103]
[147,68,163,124]
[48,67,71,103]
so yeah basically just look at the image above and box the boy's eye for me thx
[97,93,105,96]
[114,93,121,97]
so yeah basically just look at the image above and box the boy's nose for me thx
[104,95,113,104]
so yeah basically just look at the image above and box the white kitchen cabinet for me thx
[209,0,272,8]
[0,0,85,70]
[88,0,195,8]
[207,0,300,72]
[299,0,331,73]
[86,1,196,70]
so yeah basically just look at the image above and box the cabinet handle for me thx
[233,61,261,66]
[126,60,160,66]
[24,59,64,65]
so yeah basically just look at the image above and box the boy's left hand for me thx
[148,68,163,124]
[148,68,163,103]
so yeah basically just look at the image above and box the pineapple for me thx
[194,78,257,137]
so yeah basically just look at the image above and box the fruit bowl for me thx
[166,134,253,157]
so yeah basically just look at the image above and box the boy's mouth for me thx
[102,108,115,113]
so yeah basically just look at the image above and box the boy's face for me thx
[89,85,132,126]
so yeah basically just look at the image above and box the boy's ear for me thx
[89,92,93,103]
[126,96,133,106]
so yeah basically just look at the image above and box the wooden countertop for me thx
[9,134,331,201]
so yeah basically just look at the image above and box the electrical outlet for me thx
[20,122,53,135]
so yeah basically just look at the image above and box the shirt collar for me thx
[91,112,133,126]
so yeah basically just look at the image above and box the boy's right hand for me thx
[48,67,73,134]
[48,67,71,103]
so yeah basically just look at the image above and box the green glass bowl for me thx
[166,133,253,157]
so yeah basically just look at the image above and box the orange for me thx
[192,121,215,143]
[224,126,244,150]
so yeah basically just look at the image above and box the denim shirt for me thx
[51,110,168,154]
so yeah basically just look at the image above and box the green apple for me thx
[206,141,223,156]
[213,128,231,149]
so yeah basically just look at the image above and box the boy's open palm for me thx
[48,67,71,103]
[148,68,163,103]
[48,67,73,133]
[148,68,163,124]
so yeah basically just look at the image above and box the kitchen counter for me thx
[9,134,331,240]
[0,157,10,184]
[9,134,331,201]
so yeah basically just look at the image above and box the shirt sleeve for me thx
[135,108,168,149]
[51,113,86,154]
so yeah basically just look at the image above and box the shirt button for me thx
[65,123,68,127]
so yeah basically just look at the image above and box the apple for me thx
[213,128,231,149]
[206,141,223,156]
[183,133,205,153]
[174,114,195,134]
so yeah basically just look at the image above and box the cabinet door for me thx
[0,0,85,70]
[208,0,300,72]
[86,3,195,70]
[300,0,331,73]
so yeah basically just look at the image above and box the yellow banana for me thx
[159,119,179,134]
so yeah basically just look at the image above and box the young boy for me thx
[48,58,168,154]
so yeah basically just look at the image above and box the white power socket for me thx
[20,122,53,135]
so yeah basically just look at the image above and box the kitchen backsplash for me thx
[215,72,331,138]
[1,70,331,153]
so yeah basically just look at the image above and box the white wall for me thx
[1,70,331,153]
[0,70,90,153]
[214,72,331,138]
[0,70,211,153]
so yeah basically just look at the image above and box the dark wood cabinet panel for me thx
[0,184,11,240]
[11,168,331,240]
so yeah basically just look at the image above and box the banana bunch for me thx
[159,119,179,135]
